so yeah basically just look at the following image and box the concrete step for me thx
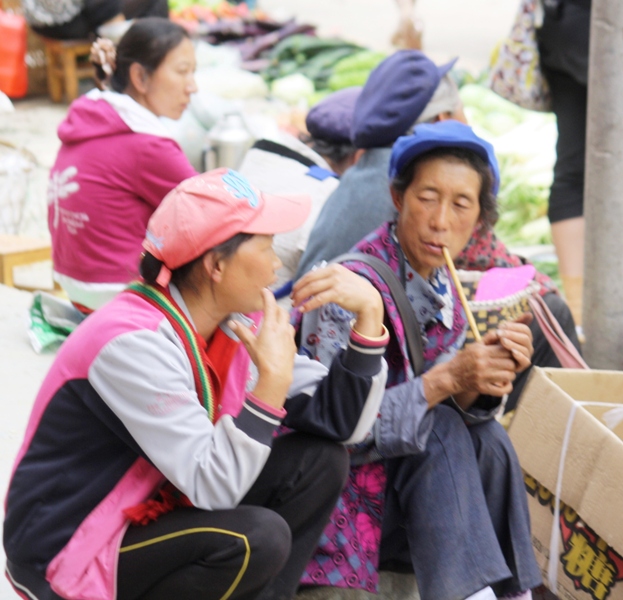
[296,579,558,600]
[296,572,420,600]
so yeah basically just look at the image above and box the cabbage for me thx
[270,74,315,105]
[460,84,555,250]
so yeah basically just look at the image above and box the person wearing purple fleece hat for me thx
[296,50,461,279]
[304,86,364,176]
[237,88,363,301]
[350,50,457,149]
[295,51,581,417]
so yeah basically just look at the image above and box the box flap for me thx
[509,367,623,552]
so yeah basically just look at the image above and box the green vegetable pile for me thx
[460,84,556,247]
[326,50,386,91]
[459,83,560,282]
[262,35,386,103]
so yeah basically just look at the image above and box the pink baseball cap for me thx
[143,168,311,286]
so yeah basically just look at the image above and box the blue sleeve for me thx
[374,377,435,458]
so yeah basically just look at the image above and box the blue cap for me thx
[306,87,362,144]
[388,120,500,196]
[350,50,457,149]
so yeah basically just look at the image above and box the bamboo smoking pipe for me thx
[441,246,482,343]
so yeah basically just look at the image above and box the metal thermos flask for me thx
[203,113,254,171]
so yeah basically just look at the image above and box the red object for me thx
[0,9,28,98]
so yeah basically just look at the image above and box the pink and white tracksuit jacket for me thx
[3,285,387,599]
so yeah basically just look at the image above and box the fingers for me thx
[480,380,514,397]
[482,329,501,345]
[456,343,517,393]
[292,264,377,315]
[228,319,258,358]
[497,322,533,372]
[498,336,532,371]
[260,287,278,323]
[499,320,533,341]
[291,268,334,312]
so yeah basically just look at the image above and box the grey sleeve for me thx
[88,327,278,511]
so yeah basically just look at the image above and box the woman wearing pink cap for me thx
[4,168,388,600]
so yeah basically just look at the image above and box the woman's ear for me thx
[202,252,224,283]
[128,62,149,95]
[390,187,403,213]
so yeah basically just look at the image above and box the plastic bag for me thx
[28,292,84,353]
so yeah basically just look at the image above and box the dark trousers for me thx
[117,433,349,600]
[32,0,169,40]
[6,433,348,600]
[506,291,582,412]
[543,67,588,223]
[379,405,542,600]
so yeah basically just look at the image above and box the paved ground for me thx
[0,1,518,597]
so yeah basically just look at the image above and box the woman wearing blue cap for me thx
[294,120,542,600]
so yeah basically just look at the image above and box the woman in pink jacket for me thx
[6,169,388,600]
[48,17,197,312]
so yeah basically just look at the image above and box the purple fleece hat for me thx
[306,87,363,144]
[350,50,458,149]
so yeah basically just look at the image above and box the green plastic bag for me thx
[28,292,83,353]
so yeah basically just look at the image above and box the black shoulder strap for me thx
[251,139,317,168]
[333,253,425,377]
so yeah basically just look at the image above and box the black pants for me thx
[505,291,582,412]
[32,0,169,41]
[117,433,349,600]
[542,67,588,223]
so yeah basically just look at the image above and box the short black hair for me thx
[308,137,358,172]
[390,146,498,231]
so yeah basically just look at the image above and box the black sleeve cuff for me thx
[233,399,283,447]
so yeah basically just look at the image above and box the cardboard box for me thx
[508,367,623,600]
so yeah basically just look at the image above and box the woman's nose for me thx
[187,75,198,94]
[431,203,450,231]
[273,251,283,271]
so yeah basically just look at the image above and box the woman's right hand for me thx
[422,330,518,406]
[228,289,296,410]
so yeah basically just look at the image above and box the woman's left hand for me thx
[292,264,384,338]
[490,313,534,373]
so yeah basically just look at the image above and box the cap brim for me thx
[243,192,312,236]
[437,56,459,79]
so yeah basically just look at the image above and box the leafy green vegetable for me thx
[459,84,556,249]
[494,155,551,246]
[331,50,386,75]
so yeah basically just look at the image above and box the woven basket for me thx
[458,270,540,344]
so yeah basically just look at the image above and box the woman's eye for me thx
[455,198,474,210]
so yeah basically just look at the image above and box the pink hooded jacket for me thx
[48,93,197,285]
